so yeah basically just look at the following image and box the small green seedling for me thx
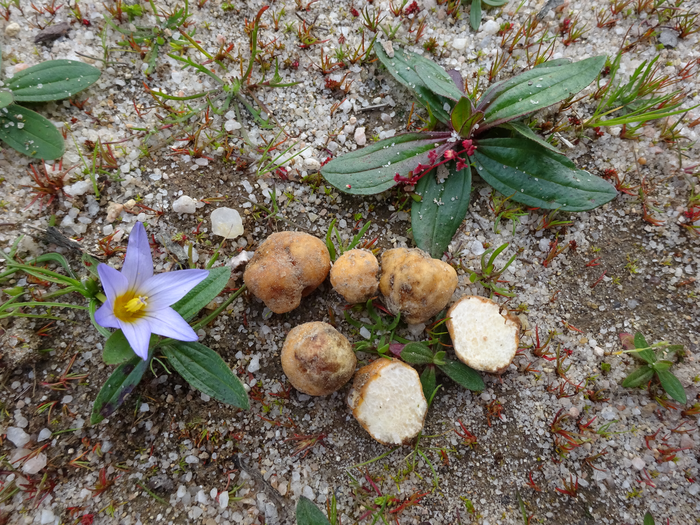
[325,219,373,262]
[0,45,101,159]
[467,242,518,297]
[619,332,686,404]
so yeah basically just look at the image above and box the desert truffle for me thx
[330,249,380,304]
[244,231,331,314]
[281,322,356,396]
[379,247,458,324]
[347,359,427,445]
[446,296,520,374]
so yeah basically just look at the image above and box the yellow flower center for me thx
[113,292,149,322]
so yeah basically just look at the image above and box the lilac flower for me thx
[95,222,208,360]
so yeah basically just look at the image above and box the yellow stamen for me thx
[113,292,149,322]
[124,296,148,313]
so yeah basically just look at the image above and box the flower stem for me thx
[192,285,247,331]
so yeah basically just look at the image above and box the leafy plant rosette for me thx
[91,223,249,425]
[0,44,101,159]
[320,46,617,258]
[618,332,686,404]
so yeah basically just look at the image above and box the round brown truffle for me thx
[330,249,380,304]
[281,322,357,396]
[379,247,458,324]
[243,231,331,314]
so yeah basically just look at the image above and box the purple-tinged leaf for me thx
[375,45,453,125]
[321,132,452,195]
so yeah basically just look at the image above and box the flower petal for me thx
[118,318,152,361]
[94,301,120,329]
[141,269,209,309]
[97,264,128,303]
[122,222,153,292]
[145,307,199,342]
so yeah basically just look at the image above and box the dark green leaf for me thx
[633,332,656,364]
[411,160,471,258]
[0,104,64,159]
[652,360,673,372]
[438,359,484,391]
[501,121,560,154]
[470,0,482,31]
[433,351,447,366]
[415,62,464,101]
[8,60,101,102]
[643,512,655,525]
[656,370,686,404]
[375,45,452,125]
[633,332,648,349]
[472,137,617,211]
[0,90,13,109]
[421,365,437,405]
[621,365,654,388]
[401,342,435,365]
[102,330,159,365]
[163,341,249,410]
[477,56,606,130]
[91,353,149,424]
[171,267,231,321]
[295,496,332,525]
[320,132,451,195]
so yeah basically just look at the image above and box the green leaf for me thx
[643,512,655,525]
[501,121,560,154]
[91,353,149,424]
[450,97,483,136]
[400,342,435,365]
[295,496,332,525]
[163,341,249,410]
[0,90,13,110]
[477,56,606,130]
[438,359,484,391]
[8,60,101,102]
[621,365,654,388]
[102,330,159,365]
[652,360,673,372]
[483,0,509,5]
[414,62,464,102]
[421,365,437,405]
[633,332,648,349]
[320,132,451,195]
[0,104,64,159]
[656,370,686,404]
[411,159,471,258]
[171,267,231,321]
[472,137,617,211]
[633,332,656,364]
[470,0,482,31]
[374,45,452,125]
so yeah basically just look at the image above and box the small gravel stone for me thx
[631,457,646,470]
[23,453,47,475]
[211,207,244,239]
[219,490,229,508]
[40,509,55,524]
[38,428,52,442]
[354,127,366,146]
[6,427,30,448]
[172,195,197,214]
[5,22,20,37]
